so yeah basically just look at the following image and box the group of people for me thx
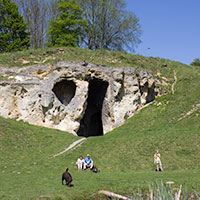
[76,150,163,172]
[76,154,93,171]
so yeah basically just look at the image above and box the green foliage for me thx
[47,0,88,47]
[191,58,200,66]
[0,0,30,52]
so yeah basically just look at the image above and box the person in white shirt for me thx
[76,155,85,171]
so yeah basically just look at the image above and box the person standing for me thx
[154,149,163,172]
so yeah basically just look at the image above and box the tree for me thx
[76,0,142,51]
[48,0,60,21]
[0,0,30,52]
[191,58,200,66]
[13,0,51,49]
[47,0,88,47]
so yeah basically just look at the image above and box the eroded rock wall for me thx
[0,62,155,136]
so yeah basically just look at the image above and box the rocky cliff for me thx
[0,62,155,137]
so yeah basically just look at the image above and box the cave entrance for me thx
[52,80,76,106]
[77,78,108,137]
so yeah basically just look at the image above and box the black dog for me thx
[90,166,100,173]
[62,168,72,187]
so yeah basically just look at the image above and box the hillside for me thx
[0,47,200,200]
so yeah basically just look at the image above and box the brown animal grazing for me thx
[62,168,72,187]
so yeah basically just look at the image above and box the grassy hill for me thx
[0,47,200,199]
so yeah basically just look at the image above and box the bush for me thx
[191,58,200,66]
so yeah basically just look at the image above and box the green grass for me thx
[0,47,187,71]
[0,47,200,199]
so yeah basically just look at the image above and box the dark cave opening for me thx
[77,78,109,137]
[52,80,76,106]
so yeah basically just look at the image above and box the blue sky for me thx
[125,0,200,65]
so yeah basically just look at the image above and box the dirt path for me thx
[171,70,177,94]
[51,138,86,158]
[178,103,200,121]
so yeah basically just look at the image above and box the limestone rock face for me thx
[0,62,155,136]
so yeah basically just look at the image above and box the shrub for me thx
[191,58,200,66]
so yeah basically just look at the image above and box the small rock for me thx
[166,181,175,184]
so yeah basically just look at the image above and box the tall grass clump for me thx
[130,181,198,200]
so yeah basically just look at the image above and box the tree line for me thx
[0,0,142,53]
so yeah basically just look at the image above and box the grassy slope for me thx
[0,48,200,199]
